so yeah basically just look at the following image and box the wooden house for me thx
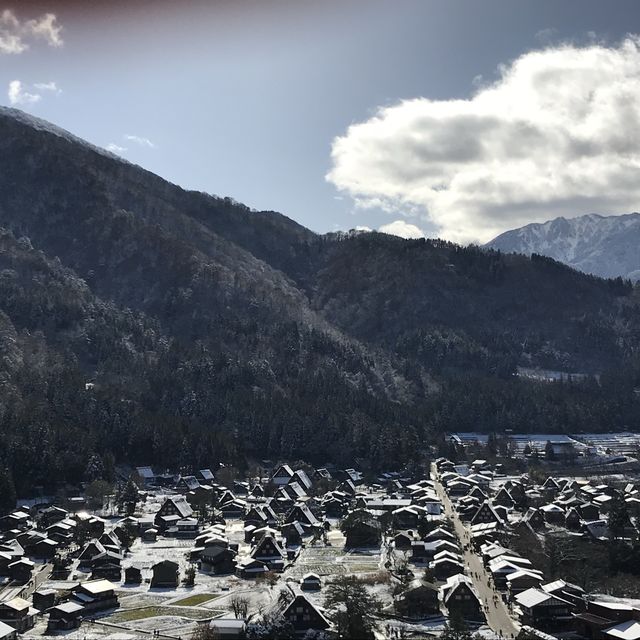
[154,496,194,530]
[0,598,38,632]
[7,559,32,584]
[235,558,268,579]
[471,501,502,526]
[124,566,142,584]
[281,595,331,635]
[32,589,57,612]
[430,556,464,580]
[71,580,119,612]
[200,547,237,575]
[441,574,483,622]
[150,560,179,588]
[250,535,286,571]
[515,588,573,632]
[300,573,322,591]
[270,464,294,487]
[394,580,439,617]
[47,602,85,631]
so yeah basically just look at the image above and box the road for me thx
[433,465,520,639]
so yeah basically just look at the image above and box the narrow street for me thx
[433,465,520,639]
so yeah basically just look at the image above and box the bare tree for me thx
[229,594,250,619]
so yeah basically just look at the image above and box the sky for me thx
[3,0,640,243]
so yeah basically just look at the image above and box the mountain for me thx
[1,106,640,495]
[486,213,640,280]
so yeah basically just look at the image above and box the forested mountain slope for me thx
[1,107,639,494]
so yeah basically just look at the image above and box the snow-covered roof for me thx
[515,588,571,609]
[604,620,640,640]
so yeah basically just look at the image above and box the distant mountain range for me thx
[2,106,640,495]
[486,213,640,280]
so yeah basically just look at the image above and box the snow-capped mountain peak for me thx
[485,213,640,280]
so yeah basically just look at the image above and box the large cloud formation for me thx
[327,38,640,244]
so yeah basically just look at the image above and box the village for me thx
[0,443,638,640]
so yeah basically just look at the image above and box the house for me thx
[136,466,156,486]
[425,527,456,541]
[564,507,582,530]
[387,507,417,531]
[0,598,38,632]
[198,469,215,483]
[541,579,585,609]
[200,547,237,575]
[208,618,247,639]
[494,487,515,508]
[293,470,313,492]
[343,514,382,548]
[281,595,331,634]
[300,573,322,591]
[180,475,201,492]
[155,497,194,529]
[71,580,119,612]
[514,588,573,632]
[394,531,415,550]
[124,566,142,584]
[250,535,286,571]
[394,580,439,617]
[603,621,640,640]
[471,501,503,526]
[441,574,483,622]
[523,508,545,530]
[541,477,561,497]
[172,518,200,539]
[0,513,29,532]
[577,502,599,521]
[235,558,268,579]
[39,506,69,528]
[219,499,246,519]
[270,464,295,487]
[430,556,464,580]
[150,560,179,588]
[187,485,215,507]
[7,559,33,584]
[284,520,309,544]
[32,589,57,612]
[0,622,16,640]
[47,602,85,631]
[539,504,565,525]
[506,569,544,597]
[285,505,319,528]
[142,527,158,542]
[46,521,75,545]
[78,539,108,567]
[31,537,58,559]
[91,563,122,582]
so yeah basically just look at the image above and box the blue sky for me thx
[3,1,640,242]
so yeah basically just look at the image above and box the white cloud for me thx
[378,220,425,239]
[0,10,63,54]
[124,134,155,148]
[33,81,61,94]
[327,37,640,244]
[8,80,41,105]
[7,79,61,106]
[106,143,127,155]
